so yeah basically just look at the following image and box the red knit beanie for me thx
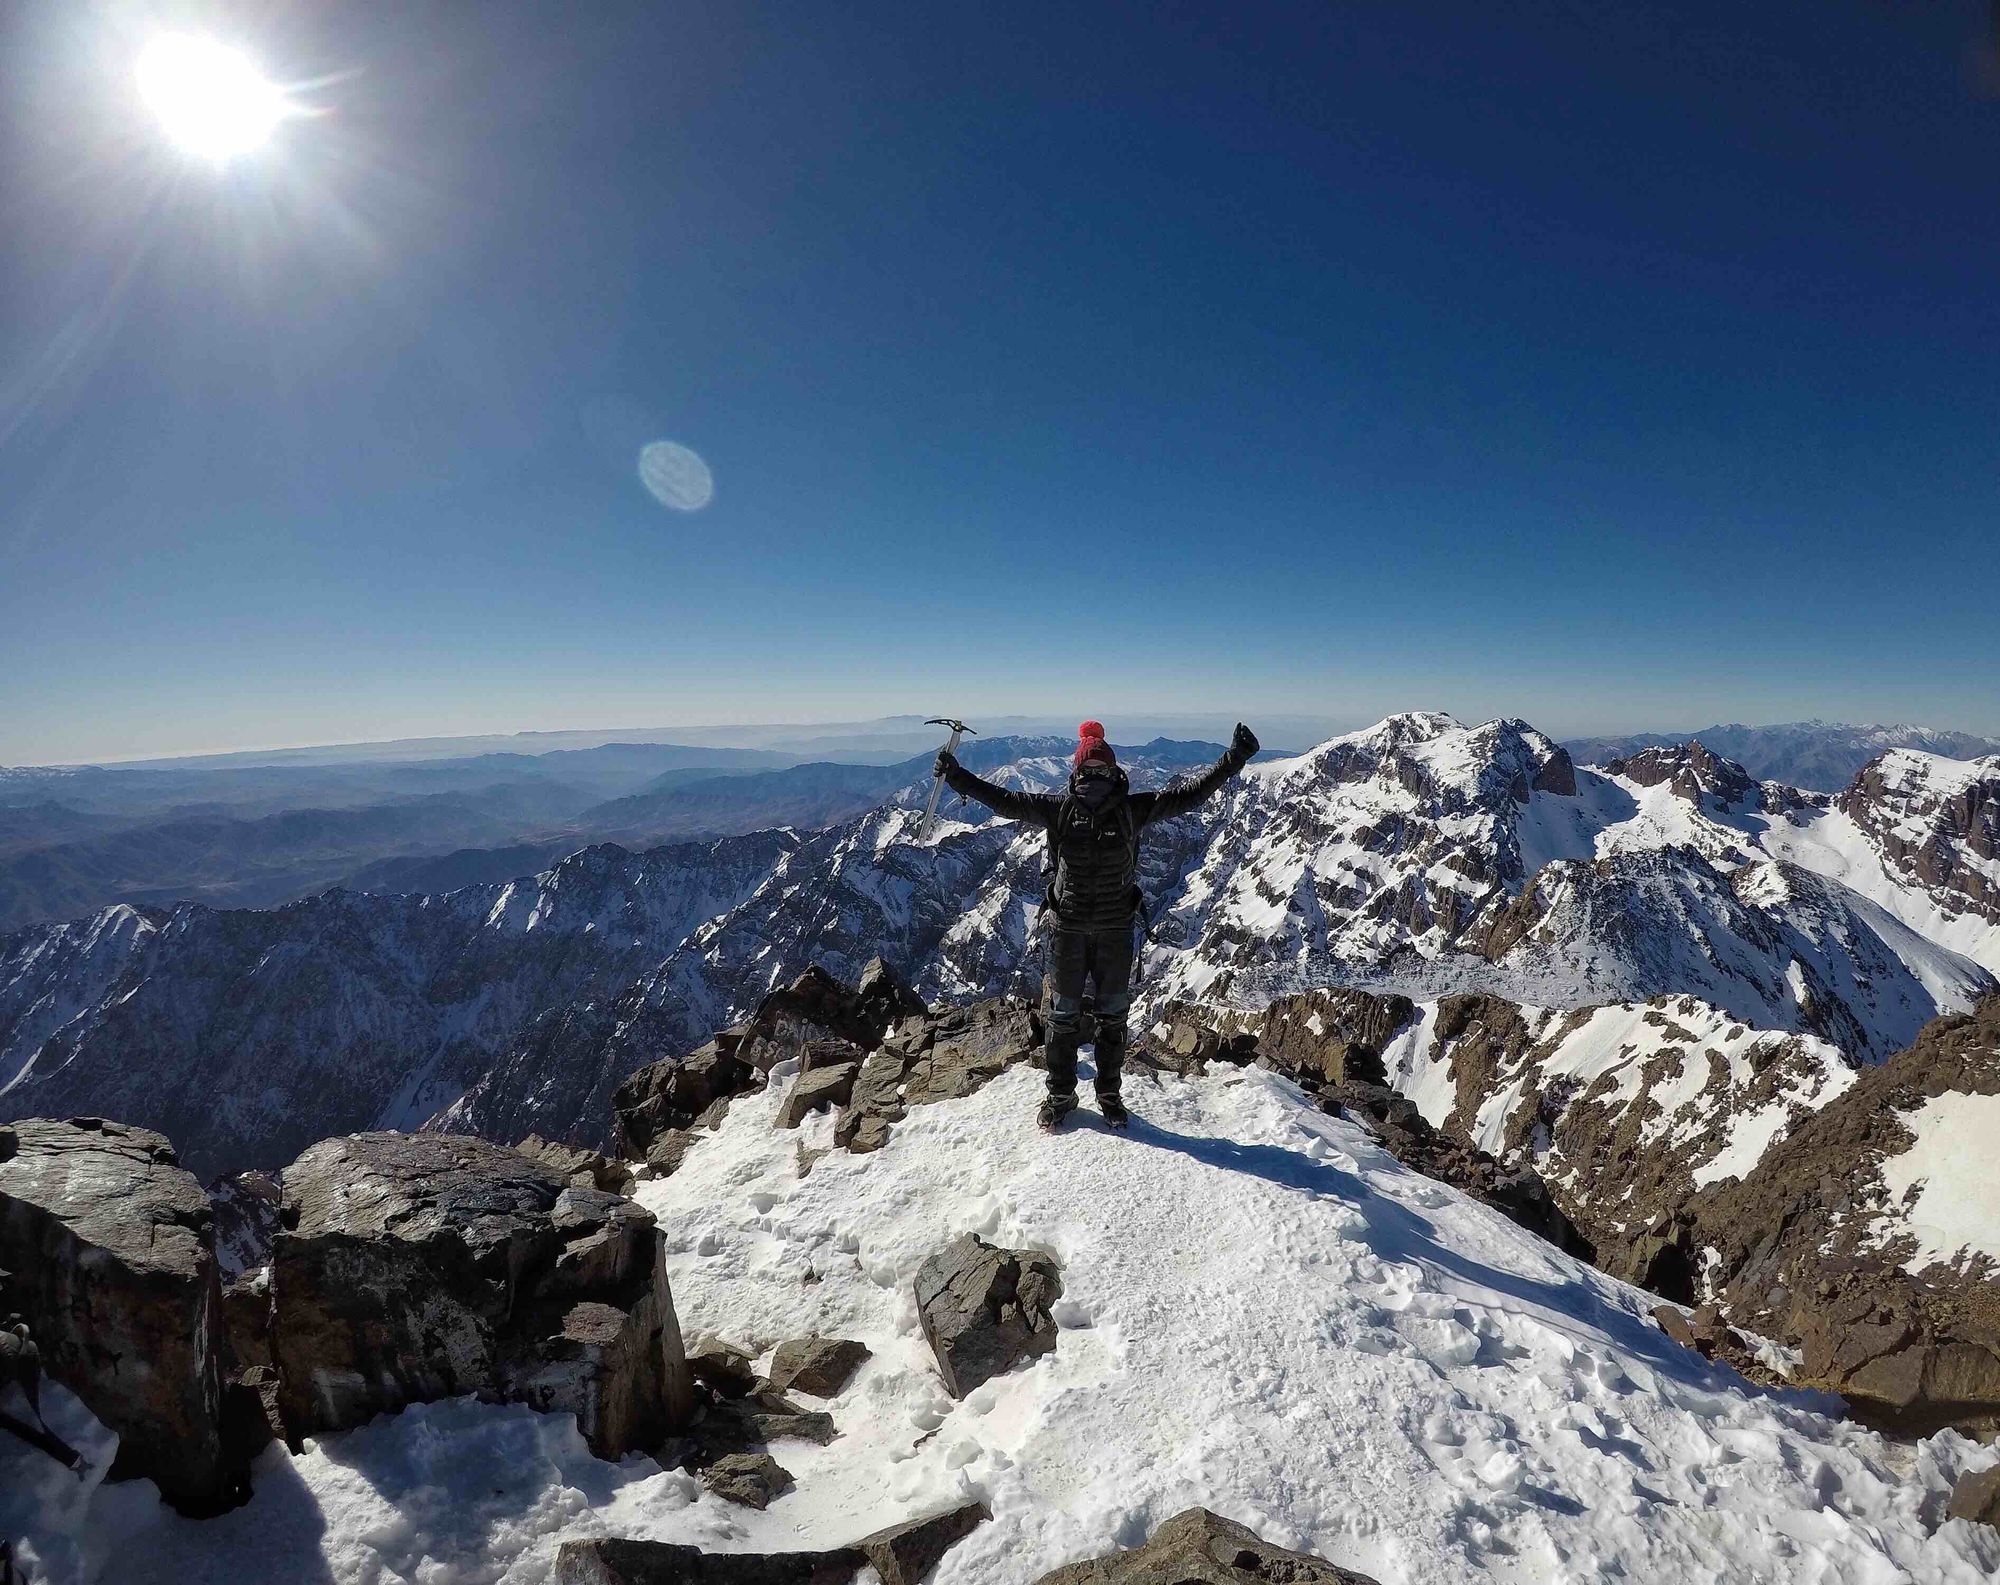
[1074,720,1115,768]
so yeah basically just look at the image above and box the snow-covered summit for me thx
[9,1047,1996,1583]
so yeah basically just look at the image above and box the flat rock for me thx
[700,1450,794,1509]
[914,1233,1061,1399]
[269,1131,693,1458]
[1032,1507,1383,1584]
[767,1335,870,1399]
[0,1117,238,1514]
[1948,1465,2000,1528]
[779,1063,861,1129]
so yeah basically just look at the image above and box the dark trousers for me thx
[1044,923,1135,1100]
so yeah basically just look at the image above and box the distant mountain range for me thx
[4,717,1995,1184]
[1565,720,2000,792]
[2,715,1992,934]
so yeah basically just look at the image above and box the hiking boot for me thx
[1097,1092,1129,1129]
[1037,1095,1077,1132]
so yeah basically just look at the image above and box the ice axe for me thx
[916,717,977,841]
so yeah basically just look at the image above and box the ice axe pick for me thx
[917,717,977,841]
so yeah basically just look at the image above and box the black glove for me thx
[1230,723,1260,762]
[934,748,959,779]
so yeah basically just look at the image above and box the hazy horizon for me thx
[11,702,2000,773]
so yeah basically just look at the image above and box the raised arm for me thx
[1138,723,1260,824]
[937,752,1060,827]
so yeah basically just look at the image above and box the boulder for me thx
[767,1335,870,1399]
[914,1233,1061,1399]
[686,1332,759,1398]
[1031,1507,1382,1584]
[856,1501,990,1585]
[0,1117,239,1514]
[554,1537,861,1585]
[779,1063,862,1129]
[269,1131,693,1458]
[700,1450,794,1509]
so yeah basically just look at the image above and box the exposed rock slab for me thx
[856,1501,990,1585]
[269,1131,692,1457]
[0,1117,237,1513]
[914,1232,1061,1398]
[779,1063,861,1129]
[554,1537,861,1585]
[1031,1507,1382,1583]
[767,1335,870,1398]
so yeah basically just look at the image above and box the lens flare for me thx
[136,34,291,162]
[638,440,715,512]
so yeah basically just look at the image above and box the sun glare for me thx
[135,34,290,161]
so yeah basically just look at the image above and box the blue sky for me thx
[3,2,1997,763]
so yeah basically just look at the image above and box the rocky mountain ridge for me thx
[3,717,1997,1182]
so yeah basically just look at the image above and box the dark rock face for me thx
[914,1233,1062,1399]
[700,1450,794,1509]
[1692,996,2000,1433]
[554,1537,862,1585]
[0,1117,238,1513]
[767,1335,870,1399]
[856,1501,990,1585]
[269,1132,692,1457]
[1840,752,2000,924]
[1031,1507,1382,1584]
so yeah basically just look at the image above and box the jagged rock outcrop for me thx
[1840,749,2000,923]
[0,1117,238,1513]
[914,1233,1062,1399]
[1603,740,1761,810]
[1032,1507,1382,1584]
[833,996,1042,1152]
[269,1132,693,1457]
[614,961,930,1164]
[1151,988,1414,1086]
[516,1136,636,1196]
[1693,995,2000,1432]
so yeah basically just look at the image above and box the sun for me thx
[135,34,292,162]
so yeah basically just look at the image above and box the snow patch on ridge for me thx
[1877,1091,2000,1276]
